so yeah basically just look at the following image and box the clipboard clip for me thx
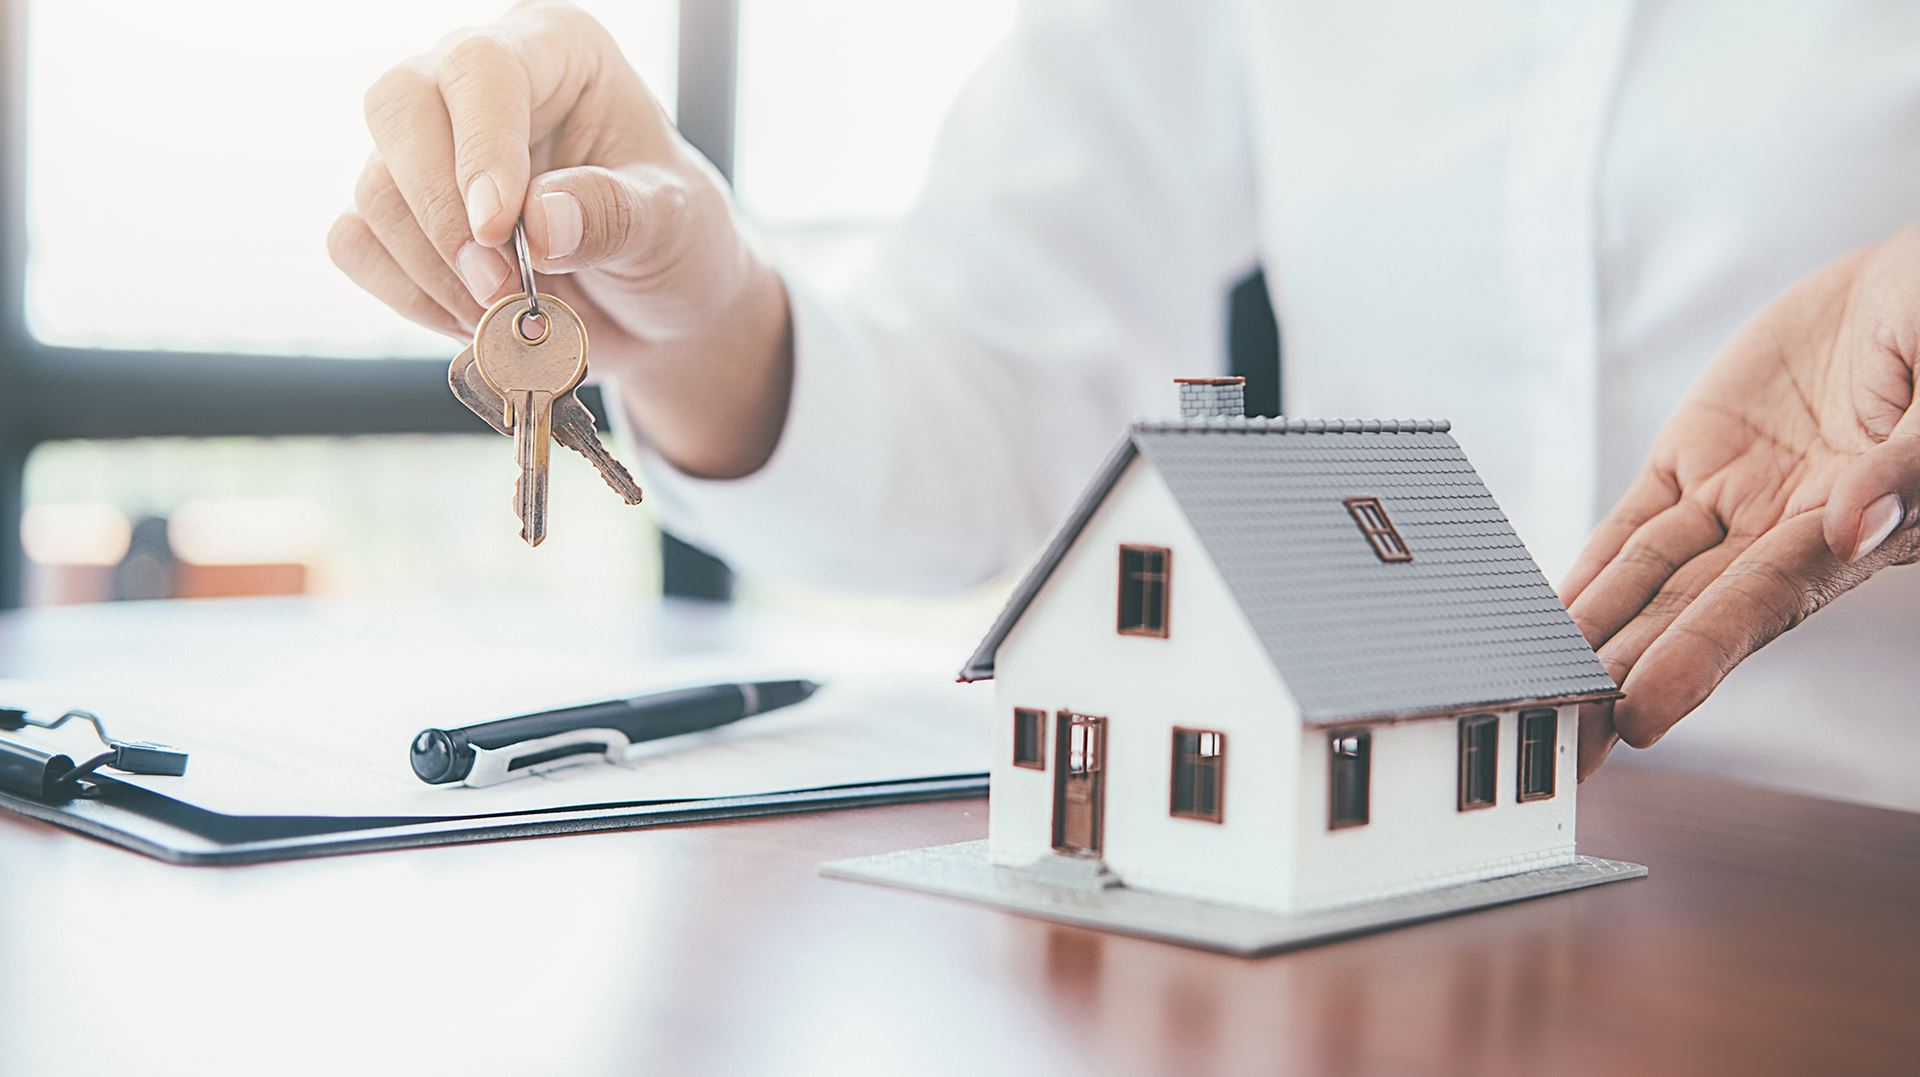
[0,705,189,803]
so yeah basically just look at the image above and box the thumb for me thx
[521,164,692,275]
[1824,418,1920,563]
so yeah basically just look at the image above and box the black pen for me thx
[409,678,820,787]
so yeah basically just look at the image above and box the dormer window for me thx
[1117,545,1170,637]
[1344,497,1412,562]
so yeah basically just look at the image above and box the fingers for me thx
[1561,469,1681,605]
[353,157,484,330]
[1823,414,1920,563]
[1566,498,1726,650]
[523,164,691,272]
[1574,537,1749,778]
[1593,538,1749,672]
[326,211,468,339]
[436,31,531,249]
[363,58,512,305]
[349,6,675,325]
[360,9,638,305]
[1576,696,1619,782]
[1612,512,1878,749]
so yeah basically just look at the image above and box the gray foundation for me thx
[822,840,1646,956]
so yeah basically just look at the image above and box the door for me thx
[1052,711,1107,857]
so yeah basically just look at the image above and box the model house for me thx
[955,378,1621,915]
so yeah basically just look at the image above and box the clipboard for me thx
[0,598,992,865]
[0,764,984,865]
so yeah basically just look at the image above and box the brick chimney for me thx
[1174,377,1246,419]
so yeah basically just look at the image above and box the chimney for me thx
[1174,377,1246,419]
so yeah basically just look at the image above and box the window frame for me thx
[1012,706,1047,770]
[0,0,741,607]
[1517,708,1558,802]
[1327,728,1371,830]
[1169,726,1225,823]
[1116,543,1171,638]
[1343,496,1413,563]
[1457,713,1498,811]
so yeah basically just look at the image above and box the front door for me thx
[1052,711,1106,857]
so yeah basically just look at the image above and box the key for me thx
[471,293,590,546]
[448,346,644,504]
[447,345,511,437]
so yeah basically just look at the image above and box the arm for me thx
[627,0,1259,591]
[331,0,1258,593]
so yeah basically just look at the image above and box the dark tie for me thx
[1227,269,1282,418]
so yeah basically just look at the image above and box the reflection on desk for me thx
[1,646,1915,1076]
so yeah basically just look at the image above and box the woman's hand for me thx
[1563,223,1920,778]
[328,1,792,479]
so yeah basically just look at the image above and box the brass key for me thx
[448,345,643,505]
[471,292,589,546]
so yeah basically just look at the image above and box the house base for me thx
[1005,852,1124,892]
[821,840,1646,956]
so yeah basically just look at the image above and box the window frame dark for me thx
[1012,706,1047,770]
[1116,544,1171,637]
[1327,728,1371,829]
[1169,726,1225,823]
[1457,713,1498,811]
[1517,708,1558,802]
[0,0,741,607]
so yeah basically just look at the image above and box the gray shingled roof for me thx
[959,418,1618,724]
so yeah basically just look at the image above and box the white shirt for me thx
[627,0,1920,810]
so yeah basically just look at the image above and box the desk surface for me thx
[3,764,1915,1075]
[1,603,1916,1076]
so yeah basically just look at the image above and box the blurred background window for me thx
[6,0,1016,625]
[24,0,679,359]
[21,436,662,605]
[733,0,1018,284]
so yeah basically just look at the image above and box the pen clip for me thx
[463,728,632,788]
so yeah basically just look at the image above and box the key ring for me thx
[511,219,542,318]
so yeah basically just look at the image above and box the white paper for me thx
[0,599,990,819]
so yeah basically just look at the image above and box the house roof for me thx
[958,418,1619,724]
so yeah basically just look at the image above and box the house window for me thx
[1013,707,1047,770]
[1344,497,1412,563]
[1458,714,1498,810]
[1170,728,1226,822]
[1117,545,1171,636]
[1328,730,1371,829]
[1518,709,1558,801]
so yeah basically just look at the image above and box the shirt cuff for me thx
[609,274,896,586]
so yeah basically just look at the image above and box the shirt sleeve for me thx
[618,0,1260,594]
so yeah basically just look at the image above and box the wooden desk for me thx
[0,607,1915,1076]
[2,767,1913,1075]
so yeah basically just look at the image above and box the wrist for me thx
[619,258,794,480]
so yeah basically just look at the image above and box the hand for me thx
[327,1,792,478]
[1561,223,1920,779]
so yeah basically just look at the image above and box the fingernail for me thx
[538,190,583,260]
[456,241,509,301]
[465,174,502,237]
[1849,493,1905,562]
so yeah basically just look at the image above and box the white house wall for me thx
[1291,705,1578,911]
[988,457,1303,912]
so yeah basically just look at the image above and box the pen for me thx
[409,678,820,787]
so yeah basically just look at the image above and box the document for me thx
[0,599,989,820]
